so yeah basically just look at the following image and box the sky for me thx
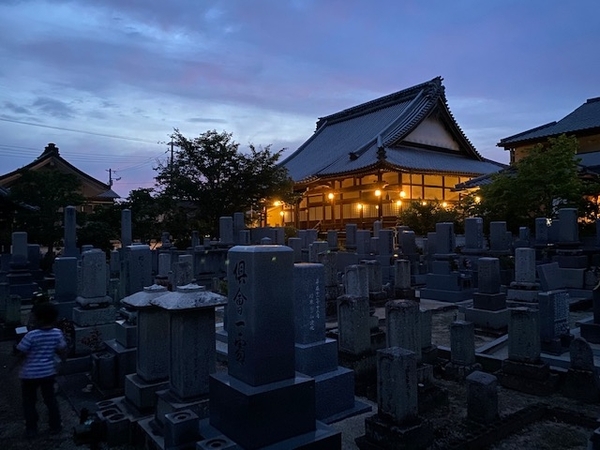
[1,0,599,199]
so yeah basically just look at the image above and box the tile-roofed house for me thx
[498,96,600,164]
[278,77,504,230]
[0,143,119,213]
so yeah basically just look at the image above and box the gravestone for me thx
[563,337,600,402]
[121,209,132,248]
[581,284,600,343]
[200,246,341,449]
[7,232,38,301]
[345,224,358,251]
[122,285,171,411]
[361,259,386,302]
[219,216,234,247]
[139,284,228,449]
[420,308,438,364]
[53,256,78,319]
[535,217,549,246]
[445,320,481,380]
[463,217,484,253]
[287,237,302,262]
[497,307,559,396]
[327,230,339,250]
[420,223,474,303]
[385,300,421,360]
[466,371,498,424]
[121,245,152,297]
[507,248,540,304]
[538,289,571,354]
[63,206,79,257]
[355,348,433,449]
[465,257,509,330]
[489,221,510,254]
[293,263,369,422]
[393,259,415,300]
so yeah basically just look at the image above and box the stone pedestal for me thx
[204,246,341,449]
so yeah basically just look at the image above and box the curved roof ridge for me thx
[498,122,557,145]
[315,76,443,128]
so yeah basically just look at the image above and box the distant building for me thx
[498,96,600,165]
[0,143,119,213]
[278,77,504,230]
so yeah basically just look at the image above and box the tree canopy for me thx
[154,129,294,237]
[465,134,590,231]
[8,169,84,252]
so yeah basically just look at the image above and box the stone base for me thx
[312,366,362,423]
[444,362,482,381]
[369,291,389,306]
[115,321,137,348]
[356,414,433,450]
[496,360,559,396]
[75,295,113,308]
[95,396,155,447]
[563,369,600,403]
[541,334,573,356]
[72,305,117,326]
[295,339,338,376]
[464,307,509,330]
[338,350,378,398]
[580,322,600,344]
[209,372,317,449]
[421,345,438,365]
[103,338,136,388]
[506,289,539,303]
[418,382,448,415]
[55,300,77,321]
[73,322,116,355]
[393,287,416,301]
[198,417,341,450]
[155,388,210,427]
[419,288,474,303]
[472,292,506,311]
[124,373,169,412]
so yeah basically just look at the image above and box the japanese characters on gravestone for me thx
[386,300,421,360]
[205,245,340,449]
[293,263,364,422]
[463,217,484,253]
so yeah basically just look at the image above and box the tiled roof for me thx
[282,77,492,183]
[499,97,600,146]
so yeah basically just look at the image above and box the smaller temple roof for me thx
[0,143,120,200]
[499,97,600,147]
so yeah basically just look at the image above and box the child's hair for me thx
[33,302,59,326]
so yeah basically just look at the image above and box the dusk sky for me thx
[1,1,599,198]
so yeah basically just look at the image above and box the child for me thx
[15,302,67,438]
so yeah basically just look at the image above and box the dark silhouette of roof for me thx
[282,77,503,183]
[499,97,600,147]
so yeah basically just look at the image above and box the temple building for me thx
[0,142,119,213]
[278,77,504,230]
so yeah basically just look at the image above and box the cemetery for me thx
[3,206,600,449]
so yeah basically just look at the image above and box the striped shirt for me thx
[17,328,67,379]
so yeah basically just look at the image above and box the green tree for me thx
[81,187,165,250]
[398,200,461,235]
[154,129,294,238]
[8,169,85,252]
[468,134,588,231]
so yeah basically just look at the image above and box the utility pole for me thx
[106,168,121,187]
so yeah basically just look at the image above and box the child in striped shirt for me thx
[16,302,67,438]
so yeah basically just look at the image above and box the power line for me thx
[0,117,162,144]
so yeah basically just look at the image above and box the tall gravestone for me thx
[199,246,341,449]
[497,307,559,396]
[465,257,509,330]
[293,263,369,422]
[356,348,432,449]
[7,232,38,302]
[507,247,540,304]
[536,262,572,354]
[138,285,228,449]
[63,206,79,257]
[420,223,474,303]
